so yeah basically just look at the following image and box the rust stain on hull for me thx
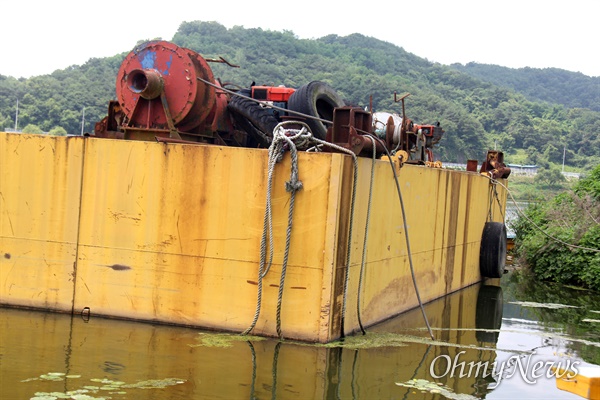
[330,156,354,337]
[444,173,460,295]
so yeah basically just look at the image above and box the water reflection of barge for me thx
[0,281,504,399]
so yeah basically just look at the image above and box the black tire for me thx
[287,81,344,139]
[479,222,507,278]
[475,284,504,343]
[228,90,278,147]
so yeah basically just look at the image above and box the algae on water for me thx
[189,332,266,348]
[316,332,523,354]
[23,373,186,400]
[395,378,479,400]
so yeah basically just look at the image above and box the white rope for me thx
[242,121,308,337]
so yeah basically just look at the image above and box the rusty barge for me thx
[0,41,509,343]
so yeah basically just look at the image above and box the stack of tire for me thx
[227,81,344,147]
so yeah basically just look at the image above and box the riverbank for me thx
[511,164,600,291]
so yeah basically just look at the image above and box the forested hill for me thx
[0,21,599,168]
[451,62,600,111]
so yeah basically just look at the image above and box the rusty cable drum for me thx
[116,41,217,132]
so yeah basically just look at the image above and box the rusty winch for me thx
[94,41,237,144]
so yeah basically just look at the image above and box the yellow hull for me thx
[0,132,506,342]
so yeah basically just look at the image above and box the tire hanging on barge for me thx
[479,221,507,278]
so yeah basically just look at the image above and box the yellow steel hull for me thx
[0,132,506,342]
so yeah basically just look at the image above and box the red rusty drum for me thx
[116,41,217,131]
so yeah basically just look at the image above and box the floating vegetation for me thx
[189,332,266,348]
[23,373,186,400]
[509,301,578,309]
[189,328,599,355]
[90,378,125,387]
[22,374,62,383]
[30,389,102,400]
[207,330,531,354]
[320,332,410,349]
[38,373,66,382]
[313,332,529,354]
[395,378,478,400]
[121,378,186,389]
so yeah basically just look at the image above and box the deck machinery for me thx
[94,40,456,164]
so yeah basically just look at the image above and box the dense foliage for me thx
[0,54,125,137]
[1,21,599,167]
[451,62,600,111]
[514,164,600,289]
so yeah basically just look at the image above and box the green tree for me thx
[21,124,43,134]
[534,167,566,187]
[515,164,600,289]
[525,146,539,165]
[48,126,67,136]
[575,164,600,200]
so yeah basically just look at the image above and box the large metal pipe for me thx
[126,69,163,100]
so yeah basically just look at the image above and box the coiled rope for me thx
[242,122,305,337]
[485,176,600,253]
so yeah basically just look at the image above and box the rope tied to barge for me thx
[241,120,366,339]
[487,179,505,223]
[242,121,307,338]
[214,78,435,340]
[291,132,436,341]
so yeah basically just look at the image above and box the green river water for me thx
[2,269,600,400]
